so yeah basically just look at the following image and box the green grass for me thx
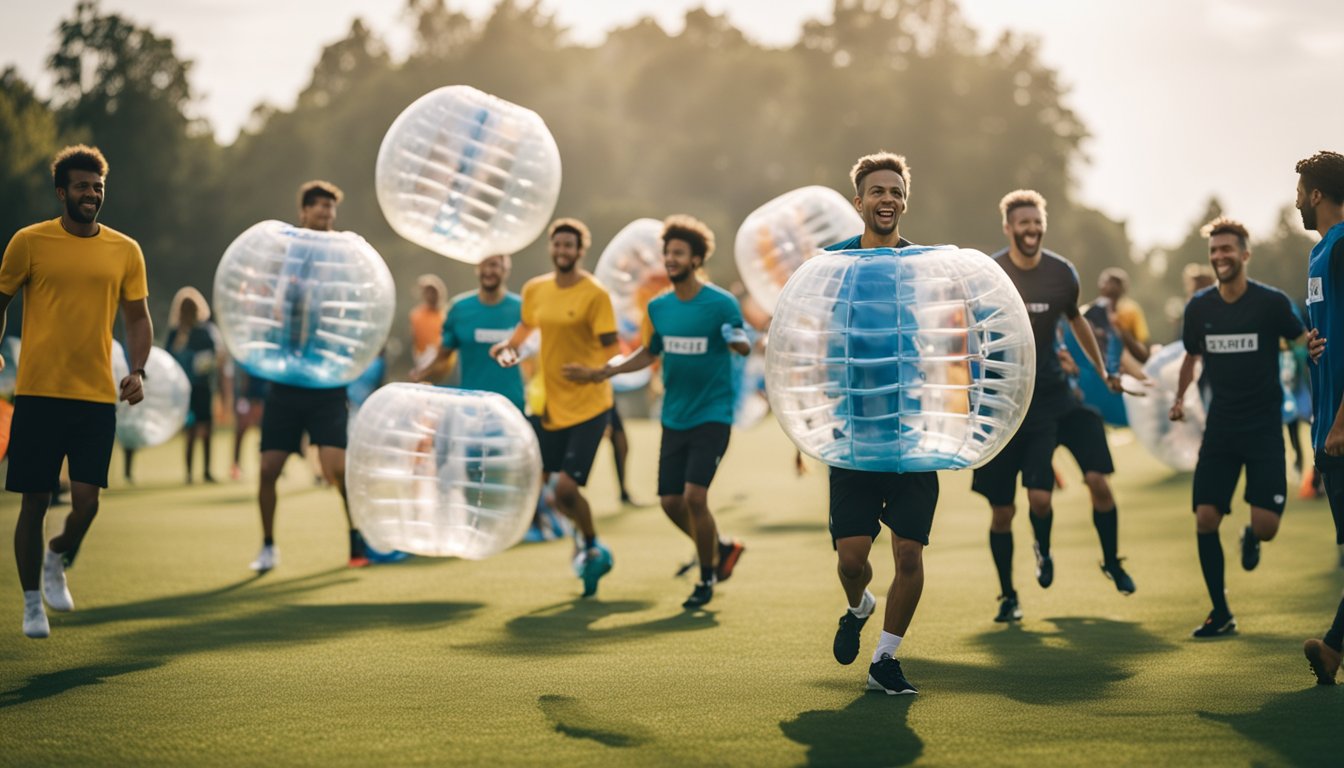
[1,420,1341,766]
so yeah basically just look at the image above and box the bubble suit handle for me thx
[735,186,863,315]
[346,383,542,559]
[376,86,562,264]
[766,246,1035,472]
[214,221,396,388]
[111,341,192,449]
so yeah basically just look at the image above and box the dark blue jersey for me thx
[1307,221,1344,453]
[992,248,1082,423]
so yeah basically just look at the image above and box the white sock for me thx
[849,589,875,618]
[23,590,42,610]
[873,631,903,662]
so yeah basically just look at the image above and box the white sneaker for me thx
[23,601,49,639]
[42,549,74,612]
[250,545,278,573]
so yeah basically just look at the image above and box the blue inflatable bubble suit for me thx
[735,186,863,315]
[111,341,192,449]
[376,85,562,264]
[213,221,395,388]
[1122,343,1205,472]
[765,246,1035,472]
[346,384,542,559]
[1063,327,1128,426]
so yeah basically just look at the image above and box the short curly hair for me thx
[1296,151,1344,205]
[850,152,911,198]
[51,145,108,189]
[661,215,716,261]
[1200,216,1249,251]
[298,180,343,209]
[998,189,1047,226]
[548,218,591,251]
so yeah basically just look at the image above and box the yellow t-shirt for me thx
[0,219,149,403]
[521,273,615,429]
[1113,297,1150,344]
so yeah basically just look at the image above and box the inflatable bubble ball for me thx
[214,221,395,388]
[1123,343,1205,472]
[376,85,562,264]
[593,218,669,392]
[766,246,1035,472]
[735,186,863,316]
[346,384,542,559]
[111,341,192,450]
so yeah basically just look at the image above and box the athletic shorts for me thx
[1056,403,1114,476]
[829,467,938,546]
[535,409,610,486]
[1193,429,1287,515]
[971,421,1057,506]
[6,395,116,492]
[259,382,348,453]
[1317,451,1344,544]
[188,383,213,426]
[608,404,624,435]
[657,421,731,496]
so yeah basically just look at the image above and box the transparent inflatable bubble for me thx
[376,85,562,264]
[0,337,18,398]
[765,246,1035,472]
[213,221,395,388]
[594,218,668,392]
[735,186,863,315]
[347,383,541,559]
[111,341,191,449]
[1123,343,1205,472]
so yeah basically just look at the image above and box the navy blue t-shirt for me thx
[1307,221,1344,454]
[991,248,1082,423]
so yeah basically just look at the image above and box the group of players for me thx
[3,144,1344,698]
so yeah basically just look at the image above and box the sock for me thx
[849,589,875,618]
[1197,531,1229,616]
[873,631,903,662]
[699,565,715,584]
[1093,508,1119,564]
[1030,510,1053,557]
[24,590,41,610]
[263,536,274,547]
[583,535,599,552]
[349,530,365,557]
[989,531,1015,599]
[1324,591,1344,652]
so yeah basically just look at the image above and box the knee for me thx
[1251,514,1280,541]
[1194,506,1222,533]
[19,494,52,518]
[684,488,708,514]
[1084,473,1114,509]
[553,476,580,507]
[1026,490,1052,517]
[660,496,681,516]
[837,551,867,580]
[895,541,923,576]
[990,505,1016,531]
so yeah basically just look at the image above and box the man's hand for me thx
[1327,422,1344,457]
[1308,328,1326,364]
[1104,372,1123,394]
[491,341,519,368]
[119,371,145,405]
[1058,348,1079,377]
[1169,399,1184,422]
[722,323,749,346]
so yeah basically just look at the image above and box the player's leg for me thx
[866,472,936,695]
[682,423,738,590]
[1191,440,1239,636]
[608,406,632,504]
[656,426,693,539]
[1304,458,1344,684]
[972,432,1024,621]
[552,411,612,596]
[830,467,880,665]
[1240,433,1287,571]
[308,388,363,566]
[1020,424,1059,589]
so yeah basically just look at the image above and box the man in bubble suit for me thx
[249,181,370,574]
[0,145,152,639]
[972,190,1131,626]
[1170,216,1306,640]
[492,219,619,597]
[818,152,935,696]
[564,215,750,610]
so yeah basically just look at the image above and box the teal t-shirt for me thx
[642,284,744,430]
[441,291,525,411]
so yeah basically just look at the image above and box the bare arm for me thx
[563,346,658,384]
[0,291,12,373]
[490,323,535,368]
[413,343,457,382]
[120,297,153,404]
[1169,353,1198,422]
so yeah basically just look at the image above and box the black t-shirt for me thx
[991,248,1082,421]
[1182,280,1303,434]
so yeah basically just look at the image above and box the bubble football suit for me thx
[594,218,668,392]
[735,186,863,315]
[766,246,1035,472]
[1123,343,1206,472]
[214,221,395,389]
[376,85,562,264]
[111,341,191,449]
[346,384,542,560]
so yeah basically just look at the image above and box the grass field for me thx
[1,418,1341,766]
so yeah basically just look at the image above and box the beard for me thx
[1013,231,1042,257]
[668,267,692,284]
[1215,261,1242,282]
[65,195,100,224]
[1300,203,1318,231]
[553,257,576,273]
[866,214,896,236]
[479,274,501,291]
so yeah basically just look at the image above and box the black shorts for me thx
[608,404,624,435]
[657,422,731,496]
[829,467,938,546]
[1193,429,1287,515]
[259,382,348,454]
[1056,404,1114,476]
[535,410,609,486]
[971,421,1057,506]
[1317,452,1344,544]
[6,395,116,492]
[188,384,212,426]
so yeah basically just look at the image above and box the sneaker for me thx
[42,549,74,612]
[1034,541,1054,589]
[580,544,614,598]
[1303,638,1341,685]
[23,602,49,639]
[348,530,370,568]
[1191,611,1236,638]
[682,581,714,609]
[1240,525,1260,571]
[230,464,243,482]
[833,591,874,665]
[250,544,278,573]
[1100,559,1136,595]
[867,654,918,695]
[994,594,1022,623]
[715,538,746,583]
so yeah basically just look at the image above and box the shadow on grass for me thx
[0,661,161,710]
[916,616,1177,705]
[780,694,921,767]
[537,694,654,748]
[474,599,717,656]
[1199,686,1344,767]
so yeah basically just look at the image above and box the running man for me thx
[0,145,152,638]
[492,219,619,597]
[1171,216,1305,638]
[564,215,749,609]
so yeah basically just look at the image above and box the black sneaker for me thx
[682,581,713,609]
[1034,542,1054,589]
[1240,525,1260,571]
[994,594,1022,623]
[1100,559,1136,595]
[833,609,871,665]
[1191,611,1236,638]
[867,654,918,695]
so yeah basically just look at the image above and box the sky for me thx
[4,0,1342,249]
